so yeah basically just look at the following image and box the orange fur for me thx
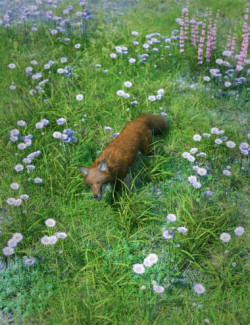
[78,114,168,199]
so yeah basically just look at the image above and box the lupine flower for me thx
[132,263,145,274]
[234,226,245,236]
[220,232,231,242]
[193,283,206,294]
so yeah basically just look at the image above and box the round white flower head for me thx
[203,76,210,82]
[60,57,67,63]
[17,120,26,127]
[177,226,188,234]
[234,226,245,236]
[75,43,81,49]
[192,181,202,189]
[53,131,62,139]
[202,133,211,138]
[220,232,231,242]
[140,285,146,290]
[187,155,195,163]
[8,238,18,248]
[45,218,56,227]
[129,58,136,63]
[226,141,236,148]
[216,59,223,65]
[132,263,145,274]
[157,89,165,95]
[148,95,156,101]
[143,43,150,49]
[193,283,206,294]
[2,246,14,256]
[211,127,219,134]
[13,198,22,206]
[56,118,66,125]
[23,257,36,266]
[110,53,117,59]
[182,152,190,159]
[197,168,207,176]
[12,233,23,242]
[190,148,198,154]
[14,164,24,172]
[215,138,222,145]
[131,31,138,36]
[27,165,35,172]
[76,94,84,101]
[6,198,15,205]
[20,194,29,200]
[223,169,231,176]
[57,68,66,74]
[10,183,19,190]
[55,232,67,239]
[193,134,202,141]
[123,93,131,99]
[33,177,42,184]
[124,81,132,88]
[35,122,44,129]
[17,143,27,150]
[41,236,51,245]
[8,63,16,69]
[104,126,112,131]
[143,253,159,267]
[188,175,197,183]
[239,142,249,150]
[153,284,165,294]
[49,235,58,245]
[162,229,174,240]
[224,81,231,88]
[116,90,125,97]
[166,213,177,222]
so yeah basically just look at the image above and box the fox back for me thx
[78,113,168,200]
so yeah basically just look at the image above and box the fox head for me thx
[77,160,113,200]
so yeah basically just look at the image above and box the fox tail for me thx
[136,113,168,135]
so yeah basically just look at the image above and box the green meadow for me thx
[0,0,249,324]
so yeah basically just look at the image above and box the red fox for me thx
[78,113,168,200]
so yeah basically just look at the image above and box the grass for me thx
[0,0,249,324]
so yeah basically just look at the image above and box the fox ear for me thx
[77,166,88,176]
[99,160,107,172]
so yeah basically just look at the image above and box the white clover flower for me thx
[14,164,24,172]
[215,138,222,145]
[197,168,207,176]
[35,122,44,129]
[140,285,146,290]
[193,283,206,294]
[143,253,159,267]
[13,198,22,206]
[10,183,19,190]
[55,232,67,239]
[56,118,66,125]
[129,58,136,63]
[211,127,219,134]
[131,31,138,36]
[142,43,150,49]
[2,246,14,256]
[110,53,117,59]
[216,59,223,65]
[17,120,26,127]
[220,232,231,242]
[226,141,236,148]
[10,129,20,136]
[104,126,112,131]
[8,238,18,248]
[192,181,202,189]
[223,169,231,176]
[187,155,195,162]
[6,198,15,205]
[224,81,231,88]
[190,148,198,154]
[45,218,56,227]
[132,263,145,274]
[76,94,84,101]
[124,81,132,88]
[166,213,177,222]
[116,90,125,97]
[177,226,188,234]
[188,175,197,183]
[12,233,23,242]
[49,235,58,245]
[162,229,174,240]
[153,284,165,293]
[20,194,29,200]
[193,134,202,141]
[41,236,51,245]
[53,131,62,139]
[148,95,156,101]
[27,165,35,172]
[157,88,165,95]
[182,152,190,159]
[234,226,245,236]
[75,43,81,49]
[203,76,210,82]
[34,177,43,184]
[17,143,27,150]
[8,63,16,69]
[156,95,162,100]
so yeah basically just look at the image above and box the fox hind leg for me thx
[140,131,153,155]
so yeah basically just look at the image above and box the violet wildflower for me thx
[193,283,206,294]
[132,263,145,274]
[220,232,231,242]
